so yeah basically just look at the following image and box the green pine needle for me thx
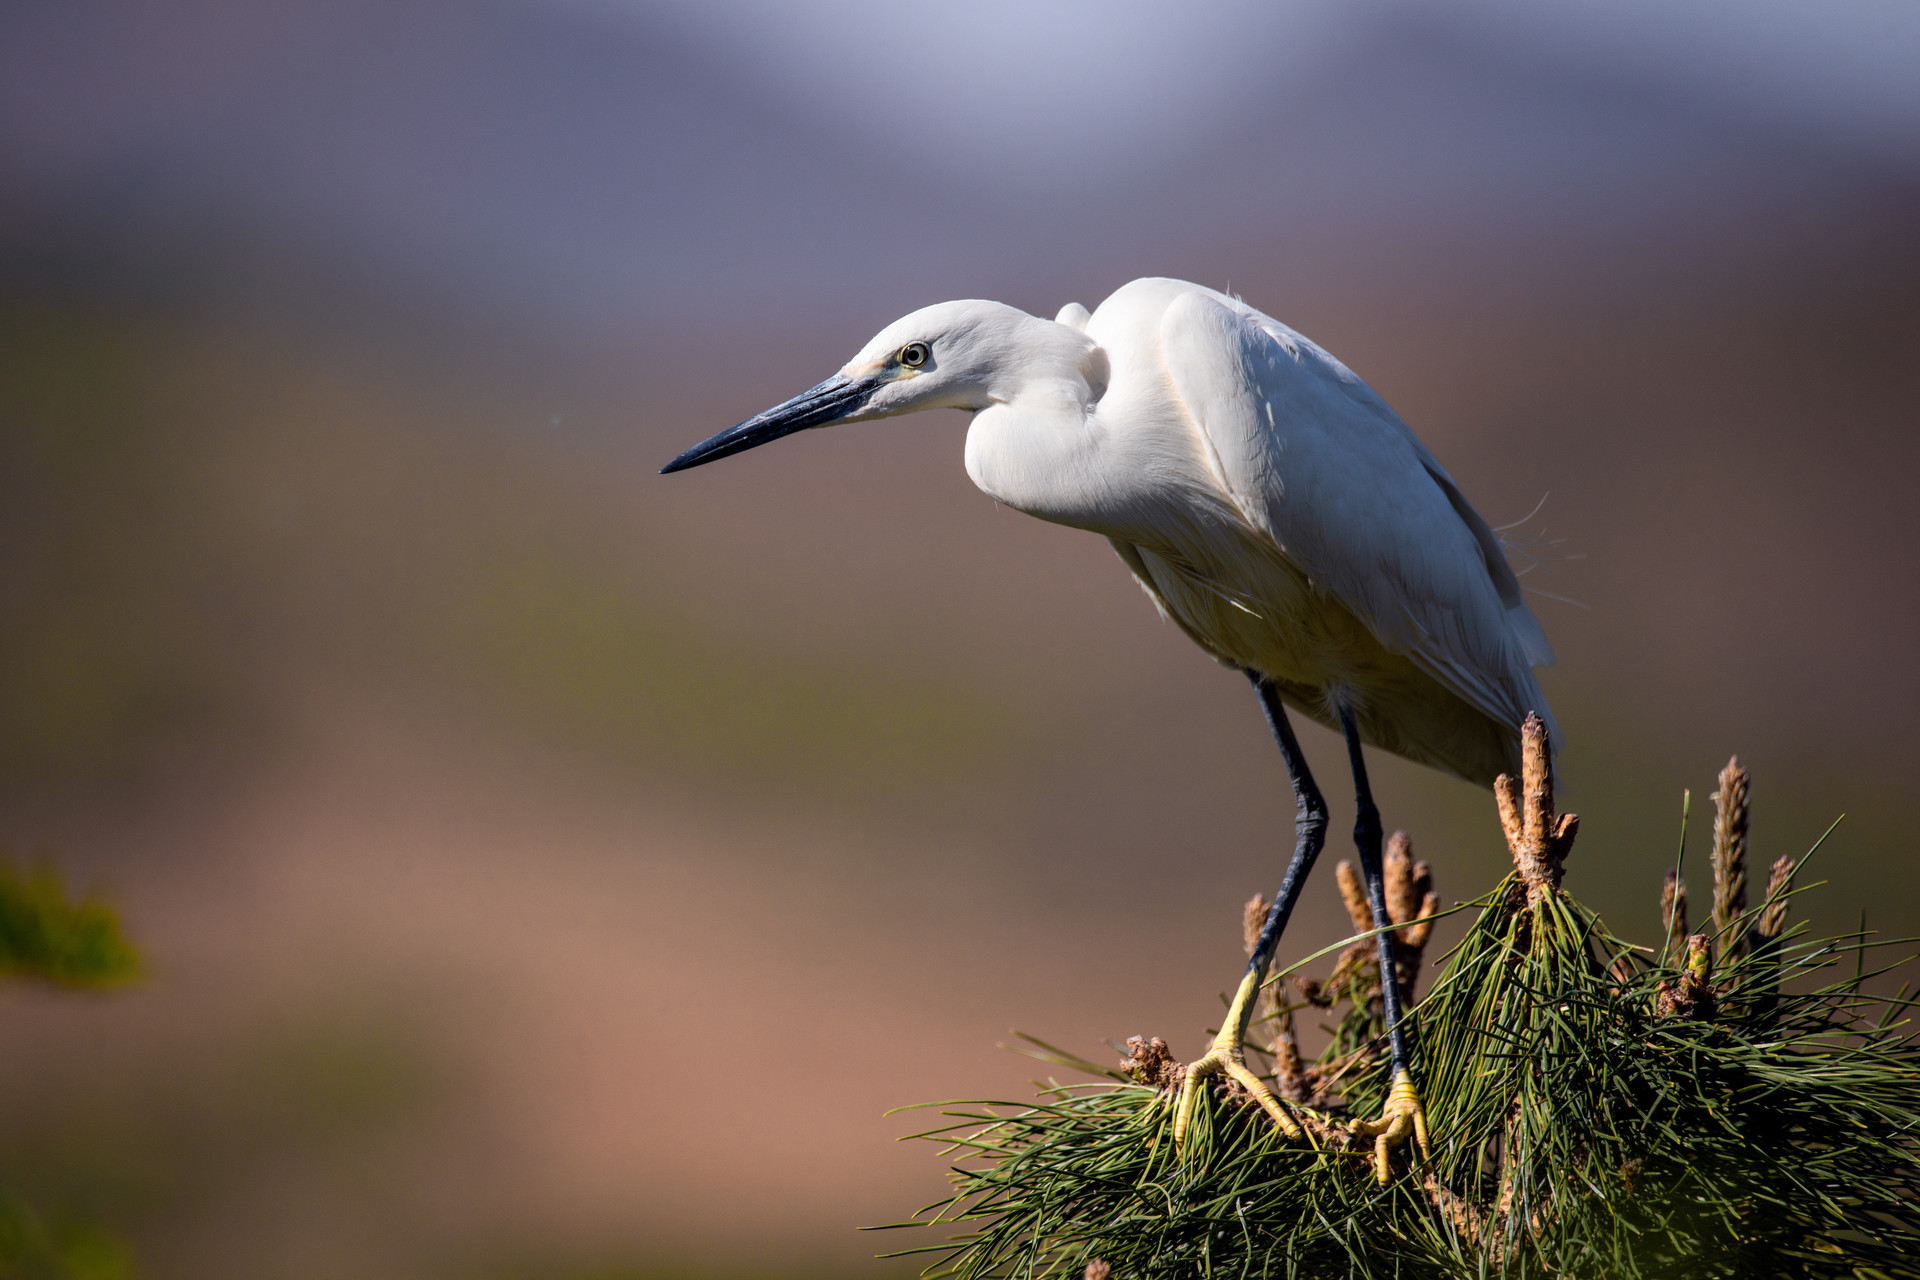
[884,822,1920,1278]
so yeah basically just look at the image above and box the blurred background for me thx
[1,1,1917,1275]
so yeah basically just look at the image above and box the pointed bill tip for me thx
[658,374,873,477]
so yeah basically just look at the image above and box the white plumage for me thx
[665,276,1556,783]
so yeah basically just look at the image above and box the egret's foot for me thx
[1350,1069,1431,1185]
[1171,1038,1305,1147]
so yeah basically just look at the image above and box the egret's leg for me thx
[1337,704,1433,1184]
[1173,674,1329,1146]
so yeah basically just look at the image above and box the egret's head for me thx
[660,300,1097,474]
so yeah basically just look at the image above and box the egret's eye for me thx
[900,342,930,368]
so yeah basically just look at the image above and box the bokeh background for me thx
[3,1,1918,1276]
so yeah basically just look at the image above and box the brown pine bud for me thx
[1120,1036,1180,1091]
[1661,869,1689,970]
[1243,893,1270,956]
[1498,713,1574,902]
[1402,890,1441,952]
[1521,714,1554,850]
[1335,860,1371,932]
[1385,832,1418,928]
[1711,757,1750,960]
[1269,1002,1311,1103]
[1656,934,1716,1019]
[1759,856,1795,941]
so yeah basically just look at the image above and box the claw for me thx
[1172,1042,1306,1146]
[1171,968,1308,1147]
[1350,1069,1431,1184]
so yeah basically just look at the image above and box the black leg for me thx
[1171,673,1336,1144]
[1336,701,1411,1078]
[1243,672,1330,984]
[1180,680,1428,1176]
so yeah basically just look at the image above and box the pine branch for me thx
[888,746,1920,1279]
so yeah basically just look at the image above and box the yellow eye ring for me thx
[900,342,929,368]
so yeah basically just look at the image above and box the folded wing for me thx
[1159,288,1558,748]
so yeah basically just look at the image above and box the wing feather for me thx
[1158,289,1558,744]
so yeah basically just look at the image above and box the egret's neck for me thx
[963,372,1119,532]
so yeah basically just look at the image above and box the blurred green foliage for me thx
[0,1200,132,1280]
[0,863,139,989]
[0,861,139,1279]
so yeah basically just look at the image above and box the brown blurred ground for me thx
[3,3,1920,1276]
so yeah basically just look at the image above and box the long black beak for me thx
[660,374,877,474]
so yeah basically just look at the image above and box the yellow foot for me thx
[1171,967,1307,1147]
[1350,1069,1431,1184]
[1172,1040,1304,1145]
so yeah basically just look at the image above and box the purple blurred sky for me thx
[5,0,1918,342]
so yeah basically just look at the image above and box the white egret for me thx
[662,277,1557,1180]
